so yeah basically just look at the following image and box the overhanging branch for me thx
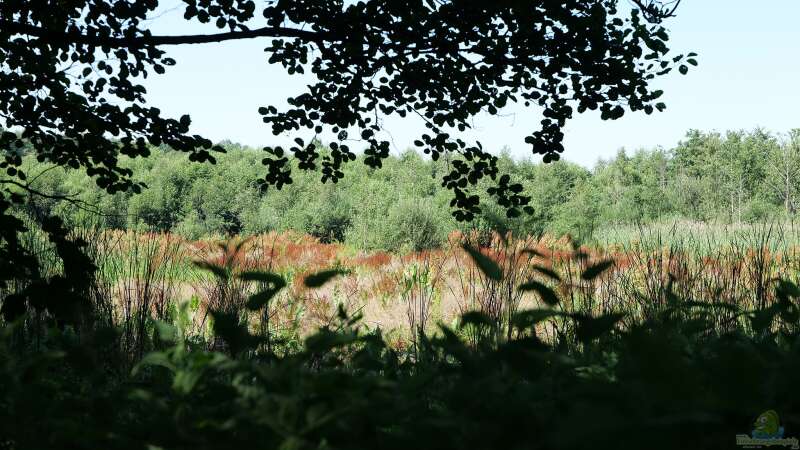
[0,20,332,47]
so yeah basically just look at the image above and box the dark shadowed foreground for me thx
[1,245,799,450]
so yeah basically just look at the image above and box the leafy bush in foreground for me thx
[2,273,800,450]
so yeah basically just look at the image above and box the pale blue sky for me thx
[140,2,800,167]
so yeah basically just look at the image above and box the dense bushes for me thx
[15,128,800,250]
[347,195,452,252]
[386,197,449,251]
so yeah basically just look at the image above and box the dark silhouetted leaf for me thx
[238,271,286,286]
[521,248,545,258]
[462,243,502,281]
[532,265,561,281]
[304,269,350,288]
[210,310,255,356]
[581,259,615,280]
[0,294,26,321]
[518,280,559,306]
[749,304,780,334]
[574,313,625,342]
[776,280,800,300]
[459,311,496,330]
[511,309,566,330]
[193,261,229,280]
[305,329,359,353]
[246,288,282,311]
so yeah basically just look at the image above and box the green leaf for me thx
[581,259,615,280]
[462,243,503,281]
[518,280,559,306]
[173,369,203,396]
[153,320,177,343]
[132,352,175,376]
[304,269,350,288]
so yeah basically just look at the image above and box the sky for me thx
[139,2,800,168]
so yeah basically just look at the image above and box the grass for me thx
[592,219,800,250]
[9,219,800,350]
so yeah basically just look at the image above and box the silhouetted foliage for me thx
[0,2,693,301]
[1,249,800,450]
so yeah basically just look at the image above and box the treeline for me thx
[17,128,800,251]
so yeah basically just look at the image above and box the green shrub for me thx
[174,210,209,240]
[385,197,449,252]
[743,198,780,223]
[347,195,451,252]
[305,190,353,243]
[241,202,279,235]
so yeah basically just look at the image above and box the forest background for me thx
[22,127,800,251]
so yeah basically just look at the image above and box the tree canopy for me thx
[1,0,692,221]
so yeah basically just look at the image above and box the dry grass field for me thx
[16,223,797,353]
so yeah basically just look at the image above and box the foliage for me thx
[244,1,691,220]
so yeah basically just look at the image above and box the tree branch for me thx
[0,179,107,216]
[630,0,682,22]
[0,21,332,47]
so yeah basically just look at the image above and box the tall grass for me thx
[394,250,447,356]
[111,231,186,360]
[449,231,543,344]
[8,220,800,356]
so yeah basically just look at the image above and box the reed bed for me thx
[8,222,800,354]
